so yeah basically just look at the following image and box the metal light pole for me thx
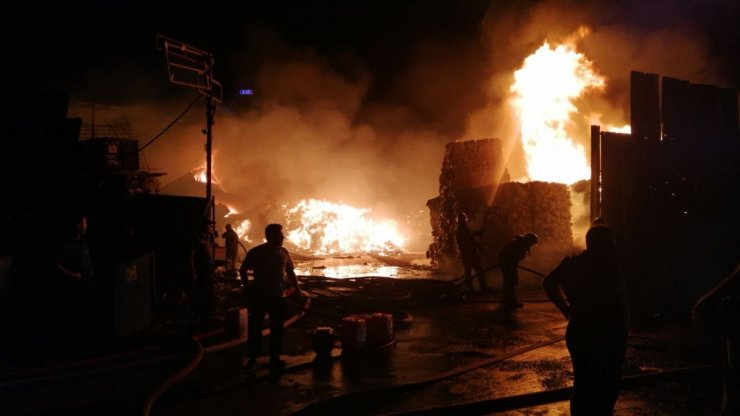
[205,97,215,206]
[157,34,223,223]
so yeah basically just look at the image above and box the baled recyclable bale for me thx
[527,181,573,246]
[427,138,506,269]
[478,181,574,269]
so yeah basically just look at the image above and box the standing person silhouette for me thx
[498,233,538,307]
[51,213,102,352]
[222,223,238,273]
[240,223,304,371]
[191,219,215,330]
[543,224,630,415]
[456,211,489,292]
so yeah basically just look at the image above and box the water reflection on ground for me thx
[292,253,435,279]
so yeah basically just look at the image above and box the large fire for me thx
[233,219,252,243]
[510,36,605,184]
[283,199,406,255]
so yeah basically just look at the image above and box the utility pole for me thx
[157,34,223,224]
[205,98,215,206]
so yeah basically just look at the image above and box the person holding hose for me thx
[499,232,539,307]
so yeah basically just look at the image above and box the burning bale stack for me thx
[427,138,507,270]
[479,181,574,270]
[427,139,575,273]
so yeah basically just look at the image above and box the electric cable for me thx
[136,96,200,153]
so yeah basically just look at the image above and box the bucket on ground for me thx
[311,327,335,358]
[340,315,367,354]
[366,312,394,347]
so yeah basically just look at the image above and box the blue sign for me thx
[239,89,254,96]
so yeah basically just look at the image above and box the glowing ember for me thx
[284,199,406,255]
[511,38,605,184]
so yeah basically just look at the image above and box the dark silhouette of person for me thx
[543,224,630,415]
[240,223,304,371]
[692,264,740,416]
[456,212,489,292]
[222,223,238,273]
[50,213,103,353]
[191,220,215,329]
[498,233,538,307]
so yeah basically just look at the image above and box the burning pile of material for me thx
[478,181,573,269]
[427,139,574,271]
[426,138,507,270]
[427,33,615,271]
[284,199,406,256]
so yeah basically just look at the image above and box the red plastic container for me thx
[340,315,367,353]
[366,313,394,347]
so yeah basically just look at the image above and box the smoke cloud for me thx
[67,0,736,249]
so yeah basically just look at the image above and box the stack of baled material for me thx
[479,181,574,270]
[427,138,506,270]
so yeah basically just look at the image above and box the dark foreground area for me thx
[152,271,724,416]
[0,266,727,415]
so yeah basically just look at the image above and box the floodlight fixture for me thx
[156,34,223,227]
[156,34,222,103]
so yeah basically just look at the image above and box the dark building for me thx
[593,72,739,318]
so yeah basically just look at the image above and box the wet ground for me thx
[150,259,726,416]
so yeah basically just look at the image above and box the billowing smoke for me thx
[67,0,737,250]
[466,0,736,180]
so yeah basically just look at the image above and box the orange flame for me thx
[233,219,252,243]
[284,199,406,255]
[191,159,221,185]
[511,39,605,184]
[224,204,241,217]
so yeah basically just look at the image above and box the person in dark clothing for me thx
[692,265,740,416]
[222,223,239,273]
[498,233,538,307]
[456,212,489,292]
[50,213,102,352]
[543,224,630,416]
[53,215,94,283]
[240,223,304,371]
[191,227,215,329]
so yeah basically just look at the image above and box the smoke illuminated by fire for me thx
[283,199,406,255]
[511,38,605,184]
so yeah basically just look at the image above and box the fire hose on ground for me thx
[451,264,552,303]
[289,330,722,416]
[378,363,723,416]
[290,335,566,415]
[168,272,723,415]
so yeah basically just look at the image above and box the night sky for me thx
[4,0,739,246]
[9,0,739,106]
